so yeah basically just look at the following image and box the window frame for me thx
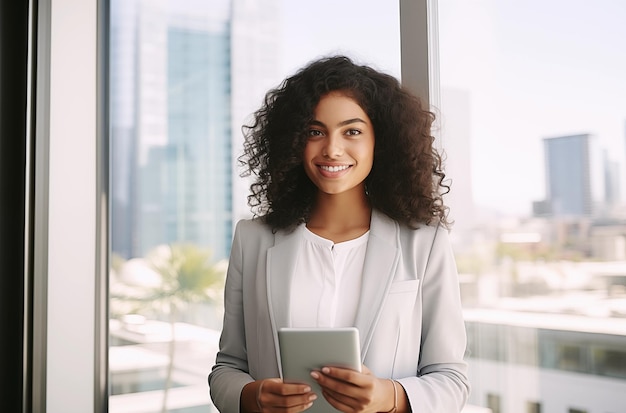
[33,0,109,411]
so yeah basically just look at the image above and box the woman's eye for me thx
[345,129,361,136]
[308,129,323,137]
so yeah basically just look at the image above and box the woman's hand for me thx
[310,365,400,413]
[241,378,317,413]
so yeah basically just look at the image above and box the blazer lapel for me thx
[266,226,303,330]
[354,210,400,359]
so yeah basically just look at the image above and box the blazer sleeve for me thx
[208,221,254,413]
[397,225,470,412]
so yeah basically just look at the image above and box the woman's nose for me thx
[323,135,343,158]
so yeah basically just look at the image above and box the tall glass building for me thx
[162,8,233,260]
[110,0,279,261]
[543,134,604,218]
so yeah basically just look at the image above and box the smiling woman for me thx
[209,55,468,413]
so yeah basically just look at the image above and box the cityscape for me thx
[108,1,626,412]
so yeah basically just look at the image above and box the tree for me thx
[113,243,226,413]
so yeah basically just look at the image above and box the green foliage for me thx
[111,243,226,316]
[146,243,225,304]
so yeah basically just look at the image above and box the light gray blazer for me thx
[209,210,469,412]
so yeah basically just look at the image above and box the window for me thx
[554,342,588,373]
[108,1,400,411]
[592,346,626,379]
[438,0,626,411]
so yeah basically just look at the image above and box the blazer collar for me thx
[266,210,400,358]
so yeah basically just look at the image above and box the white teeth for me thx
[320,165,350,172]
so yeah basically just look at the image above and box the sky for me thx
[278,0,401,79]
[279,0,626,216]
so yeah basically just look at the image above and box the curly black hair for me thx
[239,55,450,231]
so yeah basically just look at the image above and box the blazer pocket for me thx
[388,279,419,294]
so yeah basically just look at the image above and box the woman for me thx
[209,55,469,413]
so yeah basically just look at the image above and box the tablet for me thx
[278,327,362,413]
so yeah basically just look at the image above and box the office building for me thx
[465,307,626,413]
[110,0,280,261]
[543,134,604,218]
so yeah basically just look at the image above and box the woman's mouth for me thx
[319,164,351,173]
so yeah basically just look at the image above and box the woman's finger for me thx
[257,379,317,412]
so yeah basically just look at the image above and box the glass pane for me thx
[108,1,400,412]
[438,1,626,412]
[592,344,626,379]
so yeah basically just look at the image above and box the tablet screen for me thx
[278,327,362,413]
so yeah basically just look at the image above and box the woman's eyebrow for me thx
[338,118,367,127]
[310,118,367,127]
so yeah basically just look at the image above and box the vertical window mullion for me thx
[46,0,99,411]
[399,0,439,105]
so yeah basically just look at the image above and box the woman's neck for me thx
[306,191,372,243]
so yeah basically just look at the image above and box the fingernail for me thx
[321,367,330,374]
[310,371,319,379]
[304,386,311,392]
[309,394,317,401]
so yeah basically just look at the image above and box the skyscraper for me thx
[110,0,280,261]
[543,134,604,217]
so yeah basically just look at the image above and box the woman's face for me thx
[302,91,375,197]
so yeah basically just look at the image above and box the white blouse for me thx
[289,225,369,328]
